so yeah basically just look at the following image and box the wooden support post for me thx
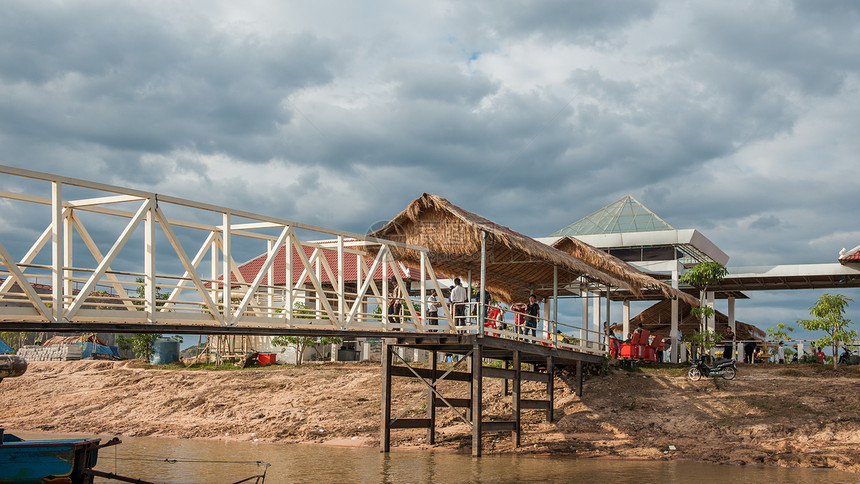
[471,343,482,457]
[503,360,509,396]
[575,360,583,397]
[512,350,521,447]
[381,344,392,453]
[546,356,554,422]
[427,351,437,444]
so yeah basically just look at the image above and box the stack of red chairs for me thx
[618,330,662,363]
[619,332,639,359]
[484,307,503,337]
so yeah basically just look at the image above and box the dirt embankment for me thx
[1,360,858,474]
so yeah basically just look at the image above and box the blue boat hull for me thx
[0,432,101,484]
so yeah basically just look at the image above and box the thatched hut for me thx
[369,194,699,306]
[628,299,765,341]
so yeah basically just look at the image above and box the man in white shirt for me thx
[449,278,467,327]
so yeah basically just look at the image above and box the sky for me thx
[1,0,858,344]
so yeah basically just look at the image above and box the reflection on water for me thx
[11,431,860,483]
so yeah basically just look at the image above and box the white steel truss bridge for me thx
[0,165,607,357]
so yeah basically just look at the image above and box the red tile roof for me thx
[839,250,860,263]
[227,243,419,286]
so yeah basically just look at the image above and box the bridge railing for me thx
[0,165,608,357]
[0,165,437,331]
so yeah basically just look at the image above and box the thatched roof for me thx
[369,194,699,306]
[551,236,699,306]
[628,299,766,341]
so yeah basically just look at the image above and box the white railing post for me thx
[51,181,63,321]
[338,235,345,324]
[222,213,231,322]
[145,199,156,322]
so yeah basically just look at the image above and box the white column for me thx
[543,299,551,339]
[622,300,630,338]
[707,291,716,332]
[580,283,588,349]
[671,268,679,363]
[728,296,736,361]
[592,290,601,344]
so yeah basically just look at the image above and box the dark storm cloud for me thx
[689,2,860,95]
[0,1,337,173]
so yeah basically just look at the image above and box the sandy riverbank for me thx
[1,360,858,474]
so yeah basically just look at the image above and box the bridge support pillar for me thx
[381,344,392,453]
[427,351,437,444]
[471,342,483,457]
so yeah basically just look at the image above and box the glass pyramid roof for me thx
[550,195,674,236]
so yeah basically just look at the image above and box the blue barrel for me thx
[150,338,180,365]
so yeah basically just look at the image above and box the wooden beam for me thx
[520,399,550,410]
[481,421,517,432]
[389,419,431,429]
[483,366,549,383]
[471,342,483,457]
[389,365,471,382]
[513,349,521,447]
[433,398,470,408]
[381,344,392,453]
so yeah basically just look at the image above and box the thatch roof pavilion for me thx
[629,299,765,341]
[369,194,699,307]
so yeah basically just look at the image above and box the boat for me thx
[0,429,123,484]
[0,354,27,382]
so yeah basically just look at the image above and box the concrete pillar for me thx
[707,291,716,332]
[592,292,601,345]
[580,285,588,350]
[622,300,630,339]
[671,268,680,363]
[728,297,736,361]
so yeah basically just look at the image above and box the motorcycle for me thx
[687,355,737,381]
[838,347,860,366]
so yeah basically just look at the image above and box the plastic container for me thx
[258,353,277,365]
[150,338,180,365]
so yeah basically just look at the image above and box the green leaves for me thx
[797,293,856,368]
[766,323,794,343]
[680,261,728,289]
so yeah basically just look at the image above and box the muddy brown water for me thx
[11,431,860,483]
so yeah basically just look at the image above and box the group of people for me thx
[386,276,541,335]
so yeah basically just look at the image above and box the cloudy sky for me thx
[1,0,858,341]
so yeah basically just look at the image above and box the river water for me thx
[12,432,860,483]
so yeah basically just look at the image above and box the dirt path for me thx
[1,360,858,474]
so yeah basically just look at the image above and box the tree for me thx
[117,278,171,360]
[680,262,728,332]
[767,323,794,343]
[271,302,342,365]
[797,293,856,369]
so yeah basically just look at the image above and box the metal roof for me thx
[550,195,674,236]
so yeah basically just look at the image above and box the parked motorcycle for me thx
[687,355,737,381]
[838,347,860,366]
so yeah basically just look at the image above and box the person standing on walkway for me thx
[449,278,467,327]
[777,341,785,364]
[388,276,402,328]
[724,326,735,360]
[427,290,440,331]
[525,294,540,338]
